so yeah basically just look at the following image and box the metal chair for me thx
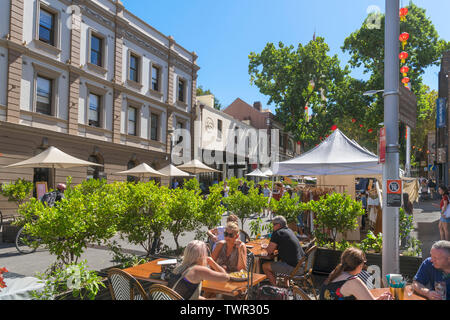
[148,284,183,300]
[240,230,251,243]
[245,250,255,300]
[107,268,149,300]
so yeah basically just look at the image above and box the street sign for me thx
[436,98,447,128]
[387,180,402,207]
[379,128,386,164]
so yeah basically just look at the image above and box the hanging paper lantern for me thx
[360,124,364,128]
[402,77,410,87]
[399,7,408,22]
[399,51,409,64]
[305,106,308,110]
[399,32,410,50]
[400,66,410,77]
[352,118,357,123]
[368,129,374,133]
[331,125,338,131]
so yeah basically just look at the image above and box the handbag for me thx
[255,285,289,300]
[444,204,450,218]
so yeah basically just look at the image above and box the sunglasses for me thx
[224,232,236,238]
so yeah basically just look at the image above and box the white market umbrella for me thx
[116,163,166,180]
[246,168,268,178]
[262,169,274,177]
[159,164,192,177]
[177,159,219,174]
[4,146,103,189]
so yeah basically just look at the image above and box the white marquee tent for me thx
[272,129,382,177]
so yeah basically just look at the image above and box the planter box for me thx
[313,247,423,279]
[1,222,21,243]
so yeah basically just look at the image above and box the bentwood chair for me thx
[292,285,311,300]
[107,268,149,300]
[245,251,255,300]
[148,284,183,300]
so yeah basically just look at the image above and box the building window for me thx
[36,75,52,115]
[151,65,160,92]
[127,160,138,183]
[88,93,101,127]
[128,106,137,136]
[178,78,185,102]
[217,120,223,140]
[279,132,285,148]
[90,34,103,67]
[176,121,184,144]
[150,113,159,141]
[39,8,55,46]
[87,155,104,180]
[129,54,139,83]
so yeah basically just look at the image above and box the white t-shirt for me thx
[367,197,380,206]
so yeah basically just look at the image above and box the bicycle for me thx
[15,224,41,255]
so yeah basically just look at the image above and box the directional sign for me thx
[387,180,402,207]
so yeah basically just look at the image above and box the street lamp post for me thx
[383,0,401,282]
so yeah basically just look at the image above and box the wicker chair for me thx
[277,245,318,299]
[107,268,149,300]
[148,284,183,300]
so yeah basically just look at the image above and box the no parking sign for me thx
[387,180,402,207]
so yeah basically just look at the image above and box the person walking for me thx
[437,185,450,241]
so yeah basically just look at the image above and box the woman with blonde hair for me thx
[320,247,391,300]
[168,240,230,300]
[212,222,247,272]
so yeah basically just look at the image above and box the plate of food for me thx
[229,270,249,282]
[245,245,254,249]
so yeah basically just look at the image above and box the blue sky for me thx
[122,0,449,112]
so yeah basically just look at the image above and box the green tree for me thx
[306,193,365,250]
[249,37,355,150]
[197,86,223,110]
[342,2,450,151]
[166,187,202,251]
[116,182,171,257]
[19,180,127,265]
[270,193,304,225]
[1,178,34,207]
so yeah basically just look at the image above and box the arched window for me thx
[127,160,138,183]
[87,154,104,180]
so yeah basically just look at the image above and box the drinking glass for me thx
[435,281,446,300]
[405,284,414,298]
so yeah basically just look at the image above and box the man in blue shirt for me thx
[413,240,450,300]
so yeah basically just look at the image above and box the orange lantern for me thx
[400,8,408,22]
[352,118,357,123]
[331,125,338,131]
[399,32,409,50]
[400,66,410,77]
[399,51,409,64]
[402,77,410,87]
[368,129,374,133]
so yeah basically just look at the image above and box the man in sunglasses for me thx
[262,216,305,286]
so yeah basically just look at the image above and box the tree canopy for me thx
[196,86,223,110]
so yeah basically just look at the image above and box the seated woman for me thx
[168,240,230,300]
[211,222,247,273]
[207,214,239,250]
[320,247,391,300]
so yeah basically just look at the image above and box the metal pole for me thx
[406,126,411,177]
[382,0,400,283]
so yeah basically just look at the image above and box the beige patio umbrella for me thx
[246,168,268,178]
[177,159,219,174]
[115,163,166,181]
[4,146,103,189]
[158,164,192,177]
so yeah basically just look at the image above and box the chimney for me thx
[253,102,262,111]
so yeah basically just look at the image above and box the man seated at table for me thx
[413,240,450,300]
[262,216,305,286]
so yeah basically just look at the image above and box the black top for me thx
[270,227,304,267]
[319,275,358,300]
[167,273,198,300]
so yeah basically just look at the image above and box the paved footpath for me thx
[0,199,442,278]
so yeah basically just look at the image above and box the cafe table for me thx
[123,258,267,298]
[0,272,46,300]
[370,286,427,300]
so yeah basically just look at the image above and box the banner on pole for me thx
[436,98,447,128]
[379,128,386,164]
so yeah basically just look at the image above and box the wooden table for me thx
[370,287,427,300]
[123,259,267,298]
